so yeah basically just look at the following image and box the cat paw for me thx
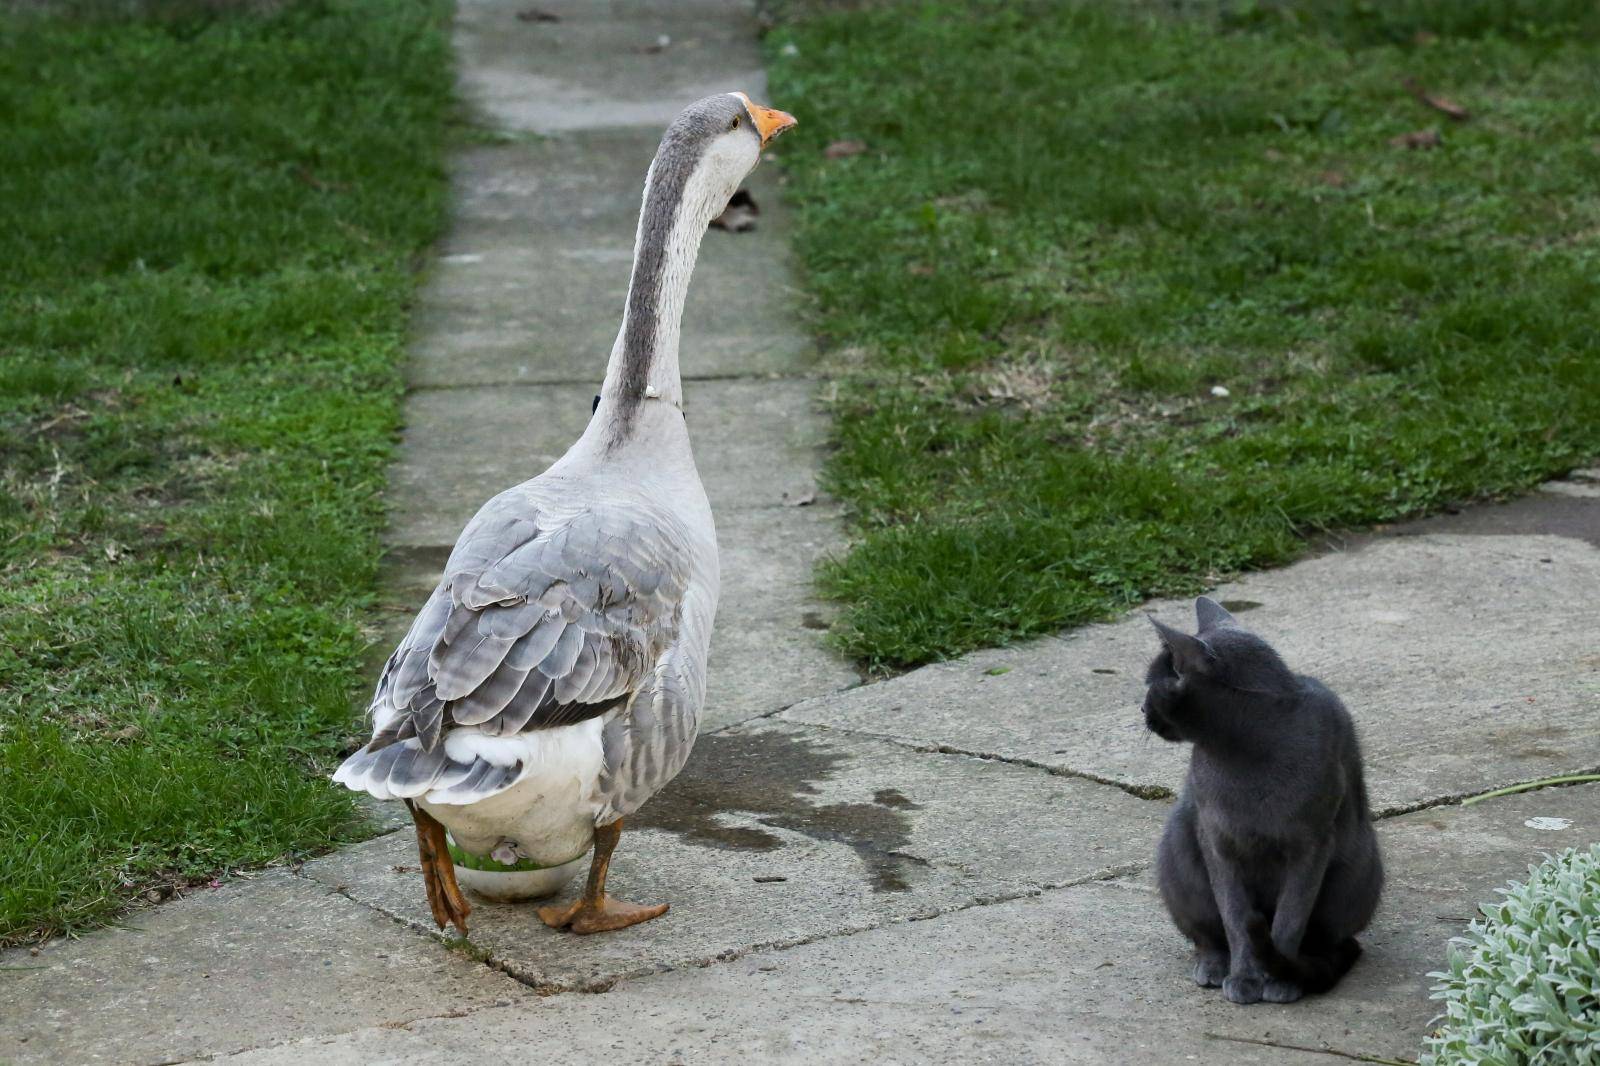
[1262,978,1303,1003]
[1192,953,1228,988]
[1222,974,1264,1005]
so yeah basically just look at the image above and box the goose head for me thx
[645,92,796,231]
[588,93,795,443]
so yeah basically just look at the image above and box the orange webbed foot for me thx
[537,895,669,935]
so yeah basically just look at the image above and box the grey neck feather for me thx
[601,133,706,442]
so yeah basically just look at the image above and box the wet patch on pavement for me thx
[634,729,923,892]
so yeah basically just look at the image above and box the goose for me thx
[333,93,796,935]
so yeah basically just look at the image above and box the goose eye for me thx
[730,115,742,131]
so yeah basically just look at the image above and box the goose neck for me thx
[595,145,725,441]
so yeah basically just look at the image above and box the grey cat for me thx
[1143,596,1382,1004]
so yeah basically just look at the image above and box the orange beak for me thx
[736,92,797,148]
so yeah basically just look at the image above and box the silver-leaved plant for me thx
[1424,842,1600,1065]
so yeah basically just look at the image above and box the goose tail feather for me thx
[332,739,523,806]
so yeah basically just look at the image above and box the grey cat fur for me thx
[1143,597,1383,1005]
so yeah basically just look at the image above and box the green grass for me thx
[0,0,452,944]
[767,0,1600,669]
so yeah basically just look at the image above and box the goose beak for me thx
[738,94,797,148]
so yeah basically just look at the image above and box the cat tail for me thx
[1246,915,1362,994]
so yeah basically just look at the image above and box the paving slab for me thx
[704,504,862,728]
[456,0,770,135]
[1388,468,1600,547]
[783,532,1600,813]
[216,784,1600,1066]
[1536,468,1600,500]
[376,508,856,731]
[387,377,832,547]
[0,872,528,1066]
[380,375,856,726]
[300,718,1166,993]
[412,132,808,386]
[214,976,1330,1066]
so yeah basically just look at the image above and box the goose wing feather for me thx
[345,485,694,801]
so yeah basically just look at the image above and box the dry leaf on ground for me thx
[1390,128,1442,150]
[1403,77,1470,121]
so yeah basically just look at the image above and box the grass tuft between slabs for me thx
[0,0,453,944]
[768,0,1600,670]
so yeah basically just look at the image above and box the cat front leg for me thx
[1194,948,1230,988]
[1258,841,1334,1003]
[1157,795,1229,986]
[1199,837,1271,1004]
[1272,840,1333,955]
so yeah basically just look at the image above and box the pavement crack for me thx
[285,863,652,996]
[1203,1031,1417,1065]
[1376,765,1600,819]
[908,743,1177,802]
[289,860,1150,1005]
[1042,861,1150,892]
[704,677,874,736]
[406,370,819,392]
[169,999,532,1064]
[283,863,542,990]
[774,722,1600,818]
[584,879,1059,985]
[786,719,1177,802]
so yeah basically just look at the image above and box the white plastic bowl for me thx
[450,852,587,902]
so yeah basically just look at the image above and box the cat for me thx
[1143,596,1383,1005]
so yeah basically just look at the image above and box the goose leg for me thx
[537,818,668,934]
[406,800,471,936]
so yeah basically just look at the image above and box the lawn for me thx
[767,0,1600,670]
[0,0,452,944]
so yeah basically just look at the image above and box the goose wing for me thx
[335,485,695,804]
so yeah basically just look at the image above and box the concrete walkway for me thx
[4,3,1599,1064]
[380,0,857,731]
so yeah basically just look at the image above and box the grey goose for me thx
[334,93,797,935]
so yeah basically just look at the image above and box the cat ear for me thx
[1150,617,1216,677]
[1195,596,1237,633]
